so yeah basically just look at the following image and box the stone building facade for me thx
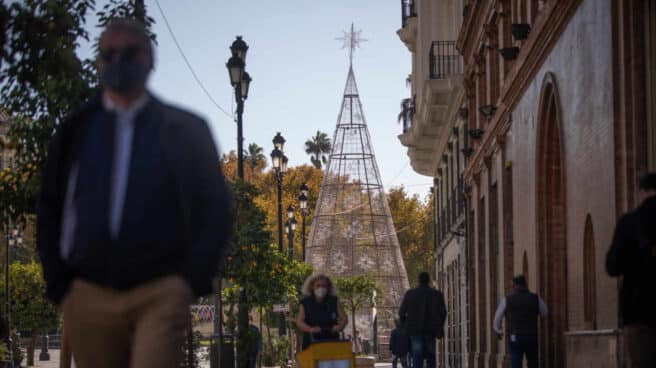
[397,0,655,367]
[397,1,470,367]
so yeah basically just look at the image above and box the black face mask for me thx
[100,59,149,93]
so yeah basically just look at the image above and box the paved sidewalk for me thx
[24,350,389,368]
[21,349,66,368]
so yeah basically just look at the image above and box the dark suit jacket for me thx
[606,196,656,328]
[399,285,447,338]
[36,94,233,303]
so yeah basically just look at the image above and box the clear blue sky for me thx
[90,0,432,198]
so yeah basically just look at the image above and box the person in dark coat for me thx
[398,272,447,368]
[492,275,547,368]
[606,173,656,368]
[36,19,233,368]
[247,319,263,368]
[390,319,411,368]
[296,274,347,350]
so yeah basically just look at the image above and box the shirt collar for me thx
[102,92,149,118]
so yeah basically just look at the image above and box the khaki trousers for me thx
[62,275,193,368]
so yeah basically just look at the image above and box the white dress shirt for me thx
[493,294,548,335]
[59,93,148,260]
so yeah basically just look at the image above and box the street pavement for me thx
[25,349,65,368]
[26,349,392,368]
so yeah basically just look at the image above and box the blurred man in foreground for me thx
[37,18,233,368]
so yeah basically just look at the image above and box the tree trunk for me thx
[27,330,36,366]
[351,306,357,354]
[266,313,275,365]
[259,307,263,368]
[237,297,249,368]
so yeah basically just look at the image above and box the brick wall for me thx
[465,0,621,366]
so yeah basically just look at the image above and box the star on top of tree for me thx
[336,23,367,67]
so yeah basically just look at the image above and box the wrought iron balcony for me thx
[429,41,463,79]
[401,0,417,28]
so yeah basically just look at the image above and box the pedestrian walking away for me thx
[390,319,411,368]
[493,275,547,368]
[606,173,656,368]
[36,18,233,368]
[398,271,447,368]
[296,274,348,350]
[247,317,263,368]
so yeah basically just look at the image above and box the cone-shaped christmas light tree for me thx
[306,24,410,345]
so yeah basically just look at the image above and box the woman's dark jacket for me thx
[300,295,340,349]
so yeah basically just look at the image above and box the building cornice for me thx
[463,0,583,184]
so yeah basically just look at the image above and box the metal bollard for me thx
[39,334,50,361]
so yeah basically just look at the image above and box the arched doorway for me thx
[536,73,568,368]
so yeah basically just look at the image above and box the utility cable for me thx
[153,0,233,118]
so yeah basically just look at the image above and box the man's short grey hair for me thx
[99,18,154,67]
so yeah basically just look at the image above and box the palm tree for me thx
[304,131,331,169]
[244,142,266,170]
[397,97,414,133]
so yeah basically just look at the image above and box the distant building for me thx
[397,1,468,367]
[396,1,655,367]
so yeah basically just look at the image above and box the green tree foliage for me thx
[304,131,331,169]
[0,0,155,225]
[387,186,434,284]
[224,180,312,368]
[221,152,324,257]
[255,165,323,256]
[224,179,313,307]
[335,275,381,341]
[96,0,156,42]
[0,261,58,366]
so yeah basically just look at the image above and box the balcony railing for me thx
[429,41,462,79]
[401,0,417,27]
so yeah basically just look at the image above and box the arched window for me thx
[583,215,597,330]
[536,72,567,368]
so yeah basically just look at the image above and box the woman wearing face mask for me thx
[296,274,347,350]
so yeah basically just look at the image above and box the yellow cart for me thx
[297,341,355,368]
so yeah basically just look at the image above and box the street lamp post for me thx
[5,225,21,368]
[226,36,251,181]
[270,133,288,336]
[225,36,251,368]
[286,206,297,258]
[299,183,309,262]
[270,133,287,252]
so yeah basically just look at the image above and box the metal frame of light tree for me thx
[305,65,410,344]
